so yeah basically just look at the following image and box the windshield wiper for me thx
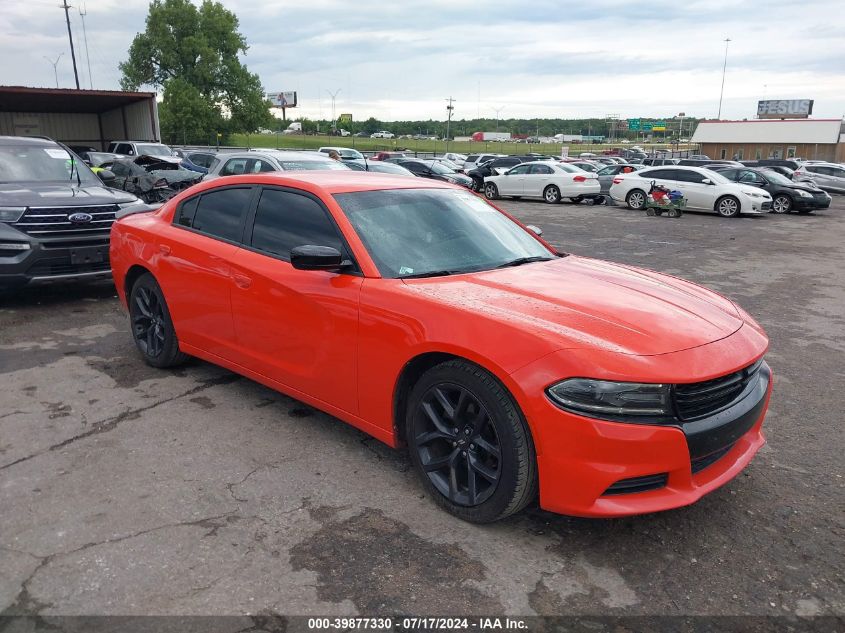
[399,270,459,279]
[495,256,555,269]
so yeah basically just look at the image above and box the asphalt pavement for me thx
[1,196,843,624]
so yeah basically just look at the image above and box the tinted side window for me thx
[111,162,129,177]
[719,169,739,181]
[177,196,200,227]
[675,170,706,183]
[402,162,428,174]
[508,165,531,175]
[189,153,215,168]
[494,158,520,167]
[643,169,672,180]
[466,155,479,162]
[191,187,252,241]
[251,189,343,259]
[529,164,553,175]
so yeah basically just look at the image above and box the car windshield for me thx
[0,145,99,184]
[425,162,454,175]
[279,160,349,171]
[761,170,794,186]
[136,144,173,157]
[340,149,363,159]
[699,169,731,184]
[334,188,555,278]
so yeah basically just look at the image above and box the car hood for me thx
[403,256,743,356]
[0,182,138,207]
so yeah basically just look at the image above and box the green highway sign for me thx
[642,121,653,131]
[628,118,641,130]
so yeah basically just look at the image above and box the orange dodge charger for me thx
[111,172,772,523]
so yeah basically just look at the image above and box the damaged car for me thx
[101,156,203,203]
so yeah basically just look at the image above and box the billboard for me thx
[268,91,297,108]
[757,99,813,119]
[338,113,353,124]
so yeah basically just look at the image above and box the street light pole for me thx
[491,105,505,132]
[326,89,341,134]
[79,3,93,89]
[717,37,731,120]
[60,0,81,89]
[44,54,63,88]
[445,97,455,153]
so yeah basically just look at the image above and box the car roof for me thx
[0,135,60,147]
[192,171,455,195]
[226,150,330,160]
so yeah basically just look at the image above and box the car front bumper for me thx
[0,225,112,289]
[508,327,771,517]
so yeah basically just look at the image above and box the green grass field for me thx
[228,133,689,157]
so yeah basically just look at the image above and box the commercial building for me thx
[691,118,845,162]
[0,86,160,149]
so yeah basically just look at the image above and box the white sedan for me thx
[483,161,601,204]
[609,165,773,217]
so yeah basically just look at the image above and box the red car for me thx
[370,151,406,161]
[110,172,772,523]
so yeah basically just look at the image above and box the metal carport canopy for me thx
[0,86,155,114]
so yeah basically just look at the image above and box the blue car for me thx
[174,150,216,174]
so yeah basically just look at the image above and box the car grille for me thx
[690,443,735,474]
[27,254,111,277]
[602,473,668,496]
[761,201,772,210]
[674,360,763,421]
[12,205,119,238]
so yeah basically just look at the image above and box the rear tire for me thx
[543,186,561,204]
[128,273,188,368]
[626,189,646,210]
[406,360,537,523]
[484,183,500,200]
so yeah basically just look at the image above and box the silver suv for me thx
[794,163,845,193]
[204,150,349,180]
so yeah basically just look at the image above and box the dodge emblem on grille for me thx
[68,212,94,224]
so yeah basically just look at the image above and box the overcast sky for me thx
[2,0,844,122]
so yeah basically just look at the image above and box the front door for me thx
[229,187,362,415]
[670,169,712,210]
[498,164,530,195]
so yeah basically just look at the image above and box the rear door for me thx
[229,187,362,414]
[525,163,554,196]
[159,186,255,359]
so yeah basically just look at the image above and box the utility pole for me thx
[326,88,341,134]
[44,54,63,88]
[717,37,731,120]
[445,97,455,152]
[78,3,93,89]
[491,105,505,132]
[60,0,81,89]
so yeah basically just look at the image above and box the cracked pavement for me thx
[0,197,843,618]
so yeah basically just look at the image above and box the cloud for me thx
[1,0,843,121]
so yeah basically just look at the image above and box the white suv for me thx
[609,166,772,217]
[370,131,395,139]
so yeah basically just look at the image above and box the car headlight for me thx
[0,207,26,223]
[546,378,672,420]
[748,192,765,198]
[796,189,812,198]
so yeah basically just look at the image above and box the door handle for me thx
[232,273,252,289]
[158,244,171,256]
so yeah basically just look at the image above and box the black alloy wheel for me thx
[129,273,187,368]
[406,360,537,523]
[413,383,502,507]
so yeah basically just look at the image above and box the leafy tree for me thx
[119,0,274,143]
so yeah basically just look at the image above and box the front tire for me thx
[543,185,561,204]
[772,194,792,214]
[716,195,741,217]
[406,360,537,523]
[484,182,500,200]
[626,189,646,210]
[128,273,187,368]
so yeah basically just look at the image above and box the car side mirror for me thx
[526,224,543,237]
[702,178,713,185]
[290,245,346,271]
[98,169,116,183]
